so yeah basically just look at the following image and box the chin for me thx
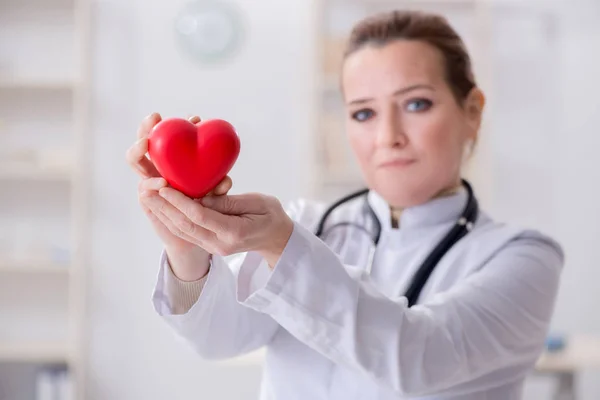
[368,171,443,208]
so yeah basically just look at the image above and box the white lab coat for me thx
[152,188,564,399]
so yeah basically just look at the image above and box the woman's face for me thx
[341,39,484,208]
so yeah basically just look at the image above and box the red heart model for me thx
[147,117,241,198]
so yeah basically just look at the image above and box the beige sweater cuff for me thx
[164,260,208,315]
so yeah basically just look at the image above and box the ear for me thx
[463,87,485,136]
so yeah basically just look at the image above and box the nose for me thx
[375,105,407,148]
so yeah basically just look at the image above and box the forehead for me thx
[342,40,447,98]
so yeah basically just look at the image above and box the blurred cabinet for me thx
[0,0,90,398]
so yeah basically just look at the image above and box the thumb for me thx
[201,193,266,215]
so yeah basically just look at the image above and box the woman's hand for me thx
[144,187,295,267]
[126,112,233,281]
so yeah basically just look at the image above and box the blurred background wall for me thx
[88,0,315,399]
[1,0,600,399]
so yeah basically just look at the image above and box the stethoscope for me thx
[314,179,479,307]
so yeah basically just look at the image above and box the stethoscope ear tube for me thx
[314,188,370,238]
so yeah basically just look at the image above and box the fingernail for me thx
[158,188,169,199]
[146,112,161,121]
[201,196,214,206]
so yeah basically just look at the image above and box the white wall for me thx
[484,0,600,339]
[485,2,600,397]
[86,0,600,399]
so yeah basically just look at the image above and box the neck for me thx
[389,181,463,228]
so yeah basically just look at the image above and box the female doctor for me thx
[126,10,564,400]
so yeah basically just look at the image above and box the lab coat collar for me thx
[367,186,468,231]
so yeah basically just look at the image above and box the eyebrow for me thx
[348,84,435,105]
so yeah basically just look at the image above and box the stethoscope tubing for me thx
[314,179,478,306]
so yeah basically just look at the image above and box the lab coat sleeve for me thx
[152,249,280,360]
[237,222,564,397]
[151,199,316,361]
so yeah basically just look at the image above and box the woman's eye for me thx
[351,109,374,122]
[406,98,432,112]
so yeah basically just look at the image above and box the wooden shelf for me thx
[220,336,600,373]
[0,259,70,274]
[0,166,72,181]
[0,341,70,364]
[0,78,78,91]
[218,335,600,372]
[536,335,600,373]
[0,0,90,396]
[322,75,341,93]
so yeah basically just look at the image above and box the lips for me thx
[378,158,415,168]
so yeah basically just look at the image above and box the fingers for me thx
[188,115,201,124]
[138,112,162,139]
[158,187,231,234]
[152,208,198,244]
[140,199,192,242]
[128,112,163,178]
[138,175,205,246]
[129,113,205,179]
[212,176,233,196]
[203,175,232,197]
[143,202,199,245]
[138,177,168,194]
[127,138,161,178]
[201,193,269,215]
[142,190,217,241]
